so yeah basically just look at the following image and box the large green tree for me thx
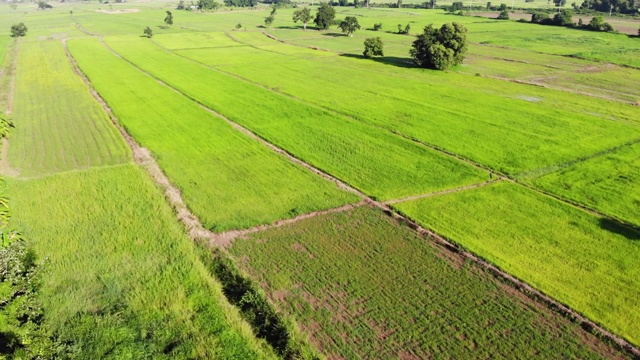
[164,11,173,26]
[10,23,27,37]
[409,22,468,70]
[314,3,335,30]
[339,16,361,36]
[363,37,384,58]
[292,7,312,30]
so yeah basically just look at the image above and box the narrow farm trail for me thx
[94,38,640,358]
[385,179,501,205]
[1,39,20,178]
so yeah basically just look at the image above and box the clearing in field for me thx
[7,165,274,358]
[230,206,625,359]
[7,40,130,177]
[394,181,640,345]
[68,37,359,232]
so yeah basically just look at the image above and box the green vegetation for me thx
[410,22,468,69]
[363,37,384,57]
[68,38,357,231]
[101,36,487,201]
[339,16,361,36]
[394,182,640,345]
[9,23,27,37]
[8,165,274,358]
[230,206,622,358]
[532,142,640,226]
[8,40,130,177]
[314,3,336,30]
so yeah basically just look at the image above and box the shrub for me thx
[10,23,27,37]
[497,10,509,19]
[363,37,384,58]
[143,26,153,38]
[373,22,383,30]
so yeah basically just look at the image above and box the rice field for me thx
[230,206,626,359]
[8,40,131,177]
[7,165,275,359]
[394,182,640,345]
[100,35,488,200]
[68,37,358,232]
[2,2,640,357]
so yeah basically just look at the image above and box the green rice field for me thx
[2,1,639,357]
[8,40,130,177]
[8,165,274,359]
[69,37,358,231]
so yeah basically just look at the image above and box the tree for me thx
[588,15,604,30]
[264,15,275,27]
[177,0,186,9]
[363,37,384,58]
[292,7,312,30]
[486,1,492,8]
[10,23,27,37]
[397,0,402,7]
[339,16,360,36]
[553,0,566,6]
[198,0,219,9]
[143,26,153,38]
[410,22,468,70]
[552,9,572,26]
[531,12,551,23]
[236,23,243,29]
[451,1,464,10]
[373,22,383,31]
[37,1,53,9]
[497,10,509,19]
[314,3,335,30]
[498,3,507,10]
[164,11,174,26]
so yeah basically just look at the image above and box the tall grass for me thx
[394,182,640,346]
[8,165,275,359]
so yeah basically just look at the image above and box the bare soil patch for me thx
[96,8,140,14]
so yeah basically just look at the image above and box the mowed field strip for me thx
[68,37,359,232]
[8,40,130,177]
[100,35,490,201]
[231,206,625,359]
[394,182,640,345]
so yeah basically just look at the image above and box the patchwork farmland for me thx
[0,0,638,358]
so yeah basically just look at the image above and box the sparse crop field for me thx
[394,182,640,345]
[68,37,358,231]
[2,2,640,358]
[8,40,131,177]
[230,206,624,359]
[8,165,274,359]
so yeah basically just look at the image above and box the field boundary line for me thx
[213,201,367,247]
[1,38,20,178]
[97,37,640,356]
[385,179,501,205]
[62,38,223,243]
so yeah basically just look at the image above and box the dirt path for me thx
[385,179,501,205]
[83,37,639,357]
[1,39,20,178]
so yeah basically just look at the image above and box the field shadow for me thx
[322,32,346,37]
[340,53,415,69]
[275,25,303,30]
[598,218,640,241]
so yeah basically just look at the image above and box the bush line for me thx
[198,245,322,360]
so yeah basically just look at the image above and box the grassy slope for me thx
[101,35,487,201]
[531,142,640,226]
[230,206,622,359]
[8,40,130,177]
[8,165,274,359]
[68,37,358,232]
[394,182,640,345]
